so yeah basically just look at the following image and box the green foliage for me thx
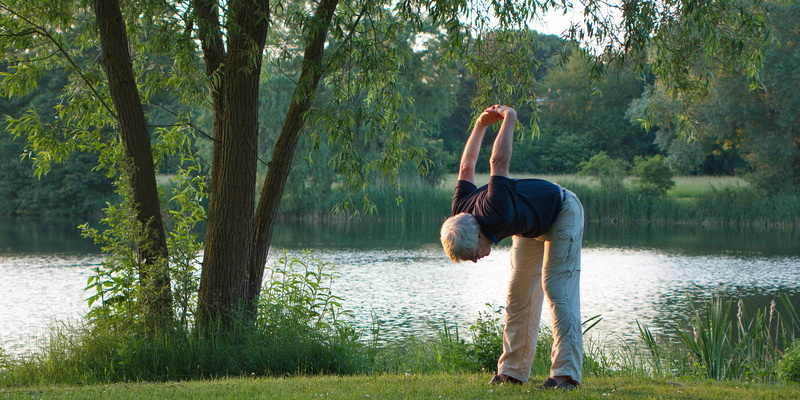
[467,305,505,372]
[538,58,654,168]
[80,139,206,330]
[277,175,799,229]
[626,0,774,132]
[778,341,800,383]
[3,289,798,385]
[162,153,207,327]
[371,306,603,378]
[635,294,799,382]
[637,320,664,376]
[627,86,712,175]
[0,145,115,216]
[0,317,366,385]
[578,152,628,189]
[0,66,115,217]
[631,2,800,189]
[0,252,365,385]
[3,0,786,220]
[258,250,355,340]
[1,0,795,387]
[80,194,144,325]
[631,155,675,197]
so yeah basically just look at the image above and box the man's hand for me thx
[476,104,516,126]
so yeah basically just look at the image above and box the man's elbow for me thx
[490,156,510,170]
[490,157,510,176]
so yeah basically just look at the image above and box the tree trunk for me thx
[247,0,340,317]
[195,0,270,330]
[93,0,172,329]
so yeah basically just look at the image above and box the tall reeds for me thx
[637,294,799,382]
[279,176,800,229]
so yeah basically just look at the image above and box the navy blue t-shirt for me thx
[451,176,563,244]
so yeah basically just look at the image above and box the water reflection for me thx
[587,223,800,256]
[0,217,99,254]
[272,218,800,256]
[1,217,799,357]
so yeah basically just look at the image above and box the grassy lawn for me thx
[1,374,797,400]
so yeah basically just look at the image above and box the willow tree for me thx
[0,0,775,332]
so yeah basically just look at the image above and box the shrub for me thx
[778,341,800,382]
[578,152,627,189]
[631,155,675,196]
[468,305,505,372]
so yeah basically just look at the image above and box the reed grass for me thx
[634,294,799,382]
[335,174,798,228]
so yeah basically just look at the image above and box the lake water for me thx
[2,217,799,357]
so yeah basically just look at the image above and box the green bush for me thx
[468,305,505,372]
[778,341,800,382]
[578,152,628,189]
[631,155,675,197]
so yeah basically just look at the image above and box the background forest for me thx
[2,2,798,218]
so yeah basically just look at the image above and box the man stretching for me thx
[440,105,585,390]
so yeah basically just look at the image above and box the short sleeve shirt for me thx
[451,176,563,244]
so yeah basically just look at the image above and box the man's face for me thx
[465,231,492,263]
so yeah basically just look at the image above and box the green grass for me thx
[0,374,797,399]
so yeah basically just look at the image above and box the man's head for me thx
[440,213,492,263]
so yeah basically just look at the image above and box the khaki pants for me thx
[497,189,584,383]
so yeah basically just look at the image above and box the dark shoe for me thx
[555,379,579,390]
[535,377,558,390]
[488,374,523,385]
[536,377,579,390]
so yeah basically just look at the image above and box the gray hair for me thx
[440,213,480,263]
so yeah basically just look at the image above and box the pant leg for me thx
[496,235,545,382]
[540,189,584,383]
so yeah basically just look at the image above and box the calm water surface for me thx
[2,218,799,356]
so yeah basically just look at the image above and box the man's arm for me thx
[458,107,502,183]
[489,106,516,178]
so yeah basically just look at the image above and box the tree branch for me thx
[192,0,226,76]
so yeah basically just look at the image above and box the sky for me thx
[530,4,624,50]
[531,6,583,36]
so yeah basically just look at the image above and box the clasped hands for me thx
[476,104,516,126]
